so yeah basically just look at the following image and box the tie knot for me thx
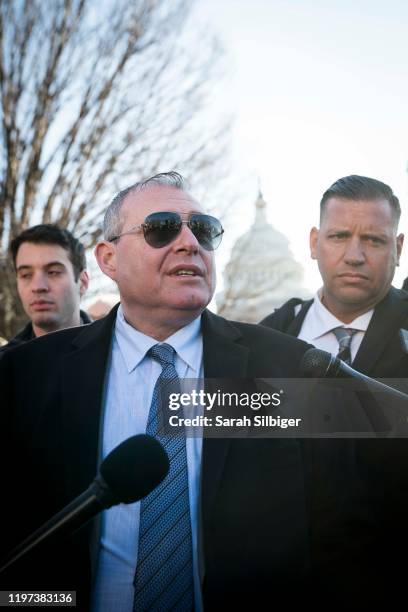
[332,327,358,347]
[149,343,176,367]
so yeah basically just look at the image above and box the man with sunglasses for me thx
[1,172,356,610]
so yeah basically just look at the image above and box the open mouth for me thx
[169,265,203,277]
[174,269,198,276]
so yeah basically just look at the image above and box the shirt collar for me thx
[310,290,374,340]
[114,304,202,373]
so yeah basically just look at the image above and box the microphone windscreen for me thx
[100,434,169,504]
[300,347,333,378]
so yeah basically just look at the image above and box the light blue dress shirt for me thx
[92,306,204,612]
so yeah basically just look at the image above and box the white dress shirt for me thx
[92,306,204,612]
[298,291,374,361]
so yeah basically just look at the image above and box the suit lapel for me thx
[352,288,408,375]
[199,310,249,530]
[60,307,117,501]
[201,310,249,379]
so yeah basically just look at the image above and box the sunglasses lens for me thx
[142,212,224,250]
[143,212,182,248]
[189,214,224,251]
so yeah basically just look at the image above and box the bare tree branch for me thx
[0,0,232,337]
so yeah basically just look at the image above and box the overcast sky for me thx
[194,0,408,294]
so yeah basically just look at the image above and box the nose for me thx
[343,237,365,265]
[31,272,49,292]
[172,221,200,254]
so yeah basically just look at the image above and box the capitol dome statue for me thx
[217,190,308,323]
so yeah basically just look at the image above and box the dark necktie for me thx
[332,327,358,365]
[133,343,194,611]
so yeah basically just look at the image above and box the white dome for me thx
[217,191,308,323]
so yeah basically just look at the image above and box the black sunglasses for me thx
[110,211,224,251]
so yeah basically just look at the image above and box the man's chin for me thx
[31,315,59,332]
[171,291,212,312]
[335,287,378,308]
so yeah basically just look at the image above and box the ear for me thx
[310,227,319,260]
[94,241,117,281]
[78,269,90,297]
[396,233,404,265]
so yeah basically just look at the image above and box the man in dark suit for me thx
[1,171,348,611]
[261,174,408,604]
[262,175,406,376]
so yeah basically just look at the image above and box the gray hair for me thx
[103,171,187,241]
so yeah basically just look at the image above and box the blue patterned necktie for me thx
[332,327,358,365]
[133,343,194,611]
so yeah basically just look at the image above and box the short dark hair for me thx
[10,224,86,280]
[104,171,187,241]
[320,175,401,223]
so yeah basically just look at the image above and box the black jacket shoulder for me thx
[260,298,313,333]
[0,310,93,354]
[202,310,312,377]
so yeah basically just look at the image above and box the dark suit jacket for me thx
[261,287,408,378]
[0,310,92,353]
[2,307,344,609]
[261,286,408,605]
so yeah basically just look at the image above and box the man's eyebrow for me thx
[43,261,67,268]
[325,227,351,233]
[16,264,32,273]
[325,227,389,239]
[172,212,201,217]
[361,232,388,239]
[16,261,67,272]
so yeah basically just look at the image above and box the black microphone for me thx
[300,348,408,402]
[0,434,169,575]
[300,348,408,434]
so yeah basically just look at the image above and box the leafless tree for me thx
[0,0,231,338]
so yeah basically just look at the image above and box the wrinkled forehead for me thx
[321,196,398,231]
[122,185,205,225]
